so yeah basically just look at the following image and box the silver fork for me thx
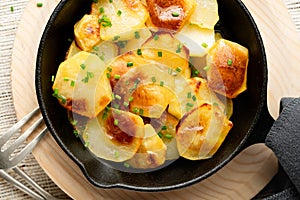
[0,107,62,200]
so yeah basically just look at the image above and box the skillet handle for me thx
[244,99,274,147]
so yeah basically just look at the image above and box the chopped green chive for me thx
[98,15,112,27]
[124,162,130,168]
[73,130,79,137]
[172,12,179,17]
[113,35,120,41]
[113,103,120,109]
[37,2,43,7]
[111,93,115,100]
[192,95,197,102]
[158,51,163,57]
[192,69,199,77]
[127,61,133,67]
[151,76,156,83]
[201,42,208,48]
[92,46,99,51]
[106,73,111,78]
[204,65,210,71]
[227,59,233,66]
[115,94,121,100]
[123,102,129,107]
[70,80,75,87]
[187,92,192,98]
[87,71,94,78]
[134,31,140,39]
[176,67,182,72]
[80,63,86,70]
[109,0,113,2]
[99,7,105,14]
[186,102,194,107]
[10,6,14,12]
[63,77,70,81]
[168,68,173,75]
[176,43,183,53]
[93,0,98,2]
[137,48,142,55]
[114,151,119,158]
[213,102,219,107]
[114,74,121,80]
[165,134,173,139]
[67,38,72,43]
[71,120,78,126]
[128,96,134,102]
[132,107,139,114]
[117,40,128,48]
[107,67,112,72]
[158,132,163,138]
[51,75,55,82]
[102,112,108,120]
[84,141,90,147]
[114,119,119,126]
[153,34,159,40]
[161,125,167,130]
[160,81,164,87]
[139,109,144,115]
[117,10,122,16]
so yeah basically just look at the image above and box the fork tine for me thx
[8,128,48,169]
[0,169,44,200]
[3,117,44,157]
[0,107,39,147]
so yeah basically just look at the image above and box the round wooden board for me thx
[11,0,300,199]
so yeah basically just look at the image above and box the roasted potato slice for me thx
[188,0,219,30]
[175,23,215,57]
[127,124,166,168]
[82,108,144,162]
[112,64,178,118]
[146,0,196,31]
[130,84,175,118]
[52,52,112,118]
[142,32,191,79]
[74,14,101,51]
[176,103,233,160]
[187,77,234,118]
[94,0,149,41]
[206,39,249,98]
[106,50,158,89]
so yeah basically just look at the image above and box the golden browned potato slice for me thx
[74,14,101,51]
[175,22,215,57]
[176,103,233,160]
[127,124,166,168]
[82,108,144,162]
[95,0,149,41]
[142,32,191,79]
[106,50,158,89]
[130,84,175,118]
[146,0,196,31]
[66,41,82,60]
[188,0,219,30]
[111,64,178,118]
[52,52,112,118]
[206,39,249,98]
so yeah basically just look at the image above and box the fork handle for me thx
[0,169,44,200]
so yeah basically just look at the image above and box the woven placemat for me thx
[0,0,299,199]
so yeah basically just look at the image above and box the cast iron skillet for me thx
[36,0,274,191]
